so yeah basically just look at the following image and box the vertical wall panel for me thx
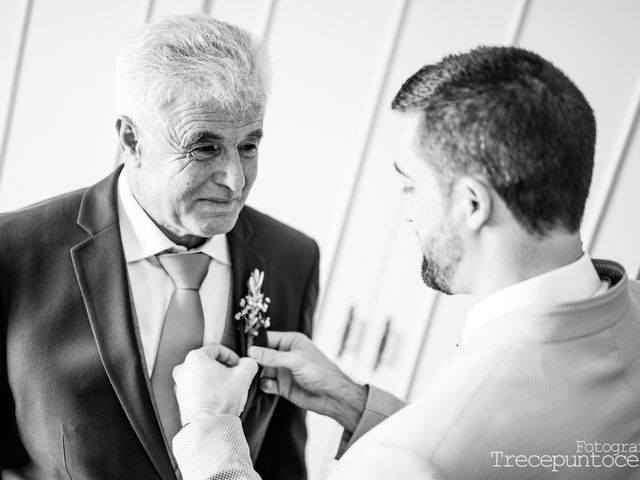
[591,97,640,275]
[0,0,29,162]
[0,0,145,211]
[517,0,640,245]
[153,0,204,17]
[246,0,402,282]
[585,76,640,252]
[210,0,273,37]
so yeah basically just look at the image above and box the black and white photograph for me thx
[1,1,640,479]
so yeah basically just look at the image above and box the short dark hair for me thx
[392,46,596,235]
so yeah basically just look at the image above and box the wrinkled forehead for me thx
[182,109,263,146]
[166,94,265,119]
[155,97,265,135]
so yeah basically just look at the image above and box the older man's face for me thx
[131,102,263,243]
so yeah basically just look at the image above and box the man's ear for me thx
[115,116,141,165]
[453,176,492,232]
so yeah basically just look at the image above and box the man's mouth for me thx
[201,197,234,204]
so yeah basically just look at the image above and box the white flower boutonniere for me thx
[235,269,271,348]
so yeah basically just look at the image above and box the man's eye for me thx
[189,144,221,158]
[403,185,414,194]
[240,143,258,156]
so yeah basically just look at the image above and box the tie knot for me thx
[157,252,210,290]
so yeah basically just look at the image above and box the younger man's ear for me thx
[453,176,492,232]
[115,116,141,164]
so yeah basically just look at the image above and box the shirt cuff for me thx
[335,384,407,459]
[173,413,260,480]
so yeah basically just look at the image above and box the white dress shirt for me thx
[117,170,232,376]
[461,252,608,344]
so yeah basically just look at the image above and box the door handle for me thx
[337,306,355,359]
[373,318,392,371]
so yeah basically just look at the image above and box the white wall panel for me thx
[153,0,205,17]
[591,95,640,275]
[0,0,28,152]
[347,215,435,397]
[246,0,402,283]
[0,0,145,211]
[211,0,274,37]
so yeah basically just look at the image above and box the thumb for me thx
[248,346,300,370]
[237,357,259,382]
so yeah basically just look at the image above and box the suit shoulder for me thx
[242,206,318,255]
[0,188,85,244]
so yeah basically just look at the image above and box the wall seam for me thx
[0,0,34,190]
[584,73,640,252]
[258,0,278,44]
[202,0,214,15]
[316,0,411,324]
[112,0,156,170]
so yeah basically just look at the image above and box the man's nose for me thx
[212,150,245,196]
[404,202,413,223]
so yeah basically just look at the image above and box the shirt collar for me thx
[462,253,605,343]
[117,169,230,265]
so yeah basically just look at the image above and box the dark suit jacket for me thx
[0,167,319,480]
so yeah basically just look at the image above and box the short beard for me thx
[420,226,463,295]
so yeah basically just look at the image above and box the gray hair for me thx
[114,15,270,133]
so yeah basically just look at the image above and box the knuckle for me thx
[184,349,198,362]
[290,351,304,365]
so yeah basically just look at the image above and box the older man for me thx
[172,46,640,479]
[0,15,318,480]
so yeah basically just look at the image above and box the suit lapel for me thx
[228,211,268,421]
[71,168,176,480]
[227,211,268,357]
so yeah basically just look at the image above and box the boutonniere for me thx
[235,269,271,348]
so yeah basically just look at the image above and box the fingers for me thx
[248,345,300,369]
[173,344,241,383]
[265,331,309,351]
[260,377,279,395]
[173,348,257,389]
[214,344,241,367]
[237,357,259,381]
[195,344,241,367]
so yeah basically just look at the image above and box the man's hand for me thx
[248,332,367,432]
[173,344,258,425]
